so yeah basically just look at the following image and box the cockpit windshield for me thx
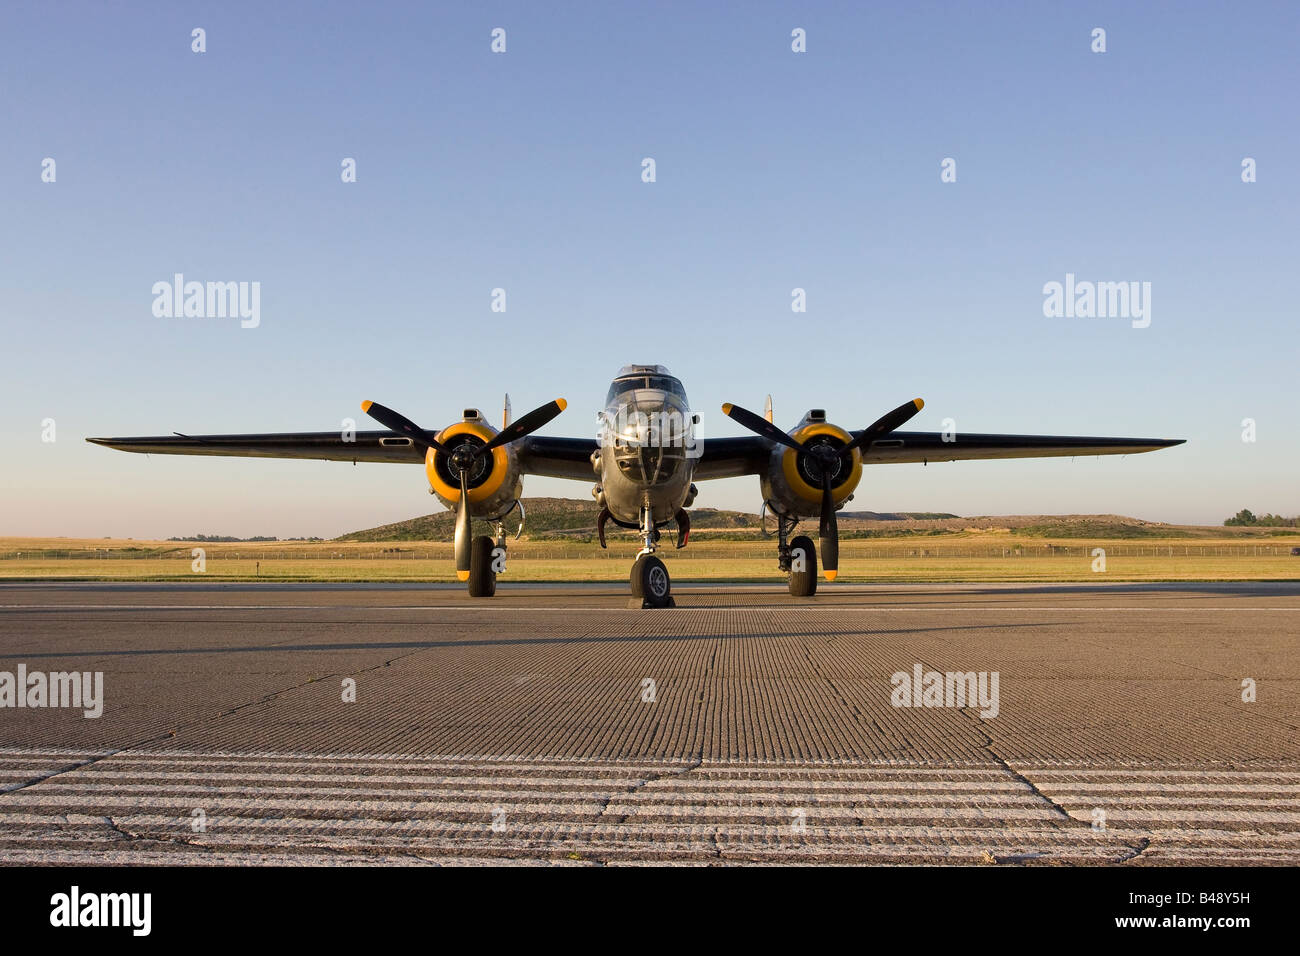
[606,375,687,406]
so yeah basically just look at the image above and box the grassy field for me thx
[3,533,1297,583]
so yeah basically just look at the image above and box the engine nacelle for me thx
[424,409,523,520]
[758,410,863,518]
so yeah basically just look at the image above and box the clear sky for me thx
[3,1,1297,538]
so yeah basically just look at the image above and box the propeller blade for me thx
[842,398,925,455]
[721,402,805,453]
[361,401,448,453]
[454,467,472,582]
[478,398,567,455]
[819,470,839,581]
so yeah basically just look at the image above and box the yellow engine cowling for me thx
[759,421,863,518]
[424,419,522,518]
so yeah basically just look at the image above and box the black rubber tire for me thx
[788,535,817,597]
[631,554,671,607]
[468,535,497,597]
[629,554,646,598]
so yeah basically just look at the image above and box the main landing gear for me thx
[466,501,523,598]
[467,535,497,597]
[774,508,817,597]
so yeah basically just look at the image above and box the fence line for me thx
[4,545,1297,561]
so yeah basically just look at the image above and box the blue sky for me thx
[3,1,1297,538]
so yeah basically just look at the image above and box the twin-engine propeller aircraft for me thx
[89,365,1183,606]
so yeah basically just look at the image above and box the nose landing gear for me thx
[630,506,675,608]
[630,553,673,607]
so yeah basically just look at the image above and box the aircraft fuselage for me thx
[594,365,698,529]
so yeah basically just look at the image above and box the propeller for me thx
[722,398,924,581]
[362,397,567,580]
[455,466,471,579]
[360,401,449,453]
[479,399,568,454]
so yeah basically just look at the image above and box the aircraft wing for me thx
[85,430,606,475]
[851,431,1185,465]
[87,430,1183,479]
[86,431,427,464]
[689,432,1183,479]
[516,436,598,480]
[689,437,774,480]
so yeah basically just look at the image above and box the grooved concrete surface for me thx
[1,582,1297,865]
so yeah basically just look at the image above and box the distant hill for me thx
[839,511,960,521]
[336,498,596,542]
[338,498,803,542]
[333,497,760,542]
[336,498,1273,542]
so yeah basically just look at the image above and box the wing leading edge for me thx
[85,431,426,464]
[850,431,1185,465]
[84,431,605,475]
[689,432,1183,479]
[86,430,1183,478]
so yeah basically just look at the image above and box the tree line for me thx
[1224,510,1298,527]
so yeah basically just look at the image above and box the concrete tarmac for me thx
[1,582,1296,865]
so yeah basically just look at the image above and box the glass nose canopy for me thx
[605,394,690,486]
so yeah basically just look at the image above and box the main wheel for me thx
[630,554,672,607]
[468,535,497,597]
[788,534,817,597]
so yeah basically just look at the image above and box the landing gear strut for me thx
[630,505,674,608]
[773,506,816,597]
[466,506,519,598]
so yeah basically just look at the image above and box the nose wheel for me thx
[630,554,674,608]
[626,505,676,607]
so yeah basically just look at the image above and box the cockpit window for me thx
[647,376,685,398]
[606,376,686,405]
